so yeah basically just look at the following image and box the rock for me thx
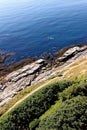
[0,59,46,107]
[6,72,19,81]
[11,72,28,82]
[0,97,12,107]
[0,84,6,91]
[0,84,3,89]
[58,46,86,62]
[35,59,45,64]
[0,47,87,108]
[6,59,44,82]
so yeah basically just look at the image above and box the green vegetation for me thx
[39,99,62,120]
[0,76,87,130]
[37,96,87,130]
[0,80,47,116]
[36,77,87,130]
[29,119,40,129]
[59,81,87,101]
[0,80,74,130]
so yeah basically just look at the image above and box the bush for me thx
[37,96,87,130]
[59,82,87,101]
[0,80,73,130]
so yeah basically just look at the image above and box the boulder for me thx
[58,46,86,62]
[35,59,45,64]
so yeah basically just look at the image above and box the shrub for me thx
[59,82,87,101]
[0,80,73,130]
[37,96,87,130]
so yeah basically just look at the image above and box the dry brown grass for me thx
[63,57,87,79]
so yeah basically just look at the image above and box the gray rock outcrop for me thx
[58,46,86,62]
[0,59,46,107]
[0,46,87,108]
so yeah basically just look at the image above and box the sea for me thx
[0,0,87,63]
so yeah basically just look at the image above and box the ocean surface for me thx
[0,0,87,63]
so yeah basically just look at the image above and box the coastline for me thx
[0,44,87,108]
[0,44,86,77]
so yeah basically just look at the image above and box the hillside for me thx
[0,45,87,130]
[0,45,87,108]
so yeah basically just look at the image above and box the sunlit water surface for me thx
[0,0,87,63]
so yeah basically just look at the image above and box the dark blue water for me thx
[0,0,87,63]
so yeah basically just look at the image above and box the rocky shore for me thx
[0,45,87,108]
